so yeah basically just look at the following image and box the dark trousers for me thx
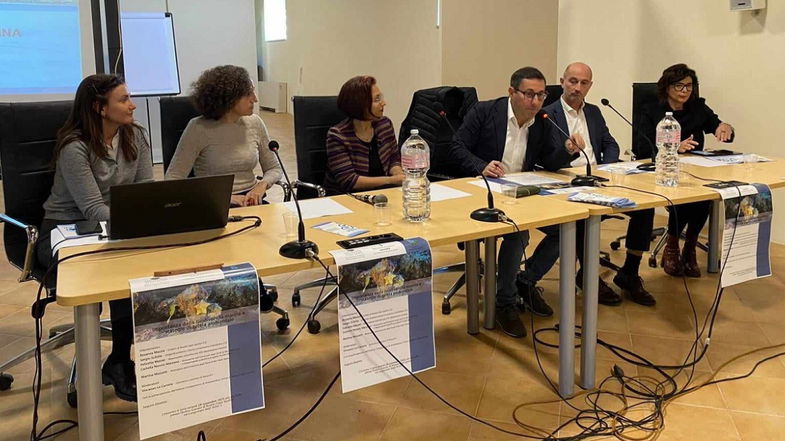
[37,219,134,363]
[667,201,711,237]
[576,208,655,265]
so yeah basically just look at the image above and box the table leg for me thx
[708,199,722,273]
[75,303,104,441]
[559,221,576,398]
[483,237,497,330]
[580,215,600,389]
[465,240,481,335]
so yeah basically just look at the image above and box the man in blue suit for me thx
[449,67,580,338]
[543,62,656,307]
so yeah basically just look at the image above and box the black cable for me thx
[29,217,262,441]
[308,253,548,440]
[265,370,341,441]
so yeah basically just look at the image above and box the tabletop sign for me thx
[129,262,264,439]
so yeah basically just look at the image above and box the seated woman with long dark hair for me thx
[324,75,404,195]
[639,63,735,278]
[37,74,153,402]
[165,65,282,206]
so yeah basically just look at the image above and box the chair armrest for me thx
[292,180,327,198]
[273,180,292,201]
[0,213,38,283]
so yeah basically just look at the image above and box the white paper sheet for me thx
[50,221,109,254]
[283,198,353,219]
[429,183,472,202]
[679,156,728,167]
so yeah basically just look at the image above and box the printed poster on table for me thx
[713,184,773,288]
[129,263,264,440]
[330,237,435,393]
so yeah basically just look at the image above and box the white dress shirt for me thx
[501,99,534,173]
[561,97,596,166]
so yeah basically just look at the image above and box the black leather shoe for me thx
[612,272,656,306]
[516,278,553,317]
[496,307,526,338]
[102,359,137,402]
[576,271,622,306]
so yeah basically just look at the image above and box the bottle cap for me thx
[410,129,419,135]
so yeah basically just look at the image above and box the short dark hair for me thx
[337,75,376,120]
[510,67,546,89]
[190,65,254,120]
[656,63,699,105]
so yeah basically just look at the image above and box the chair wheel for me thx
[292,293,301,307]
[276,318,290,331]
[307,319,321,334]
[67,390,77,408]
[648,256,657,268]
[268,287,278,302]
[441,301,451,315]
[0,373,13,391]
[610,241,621,250]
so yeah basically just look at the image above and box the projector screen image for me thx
[121,12,180,96]
[0,0,83,95]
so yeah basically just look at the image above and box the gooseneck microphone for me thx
[268,140,319,259]
[541,113,607,187]
[601,98,656,171]
[348,193,388,206]
[432,102,504,222]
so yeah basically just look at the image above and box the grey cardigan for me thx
[42,126,154,221]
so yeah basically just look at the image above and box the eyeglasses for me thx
[372,94,385,104]
[514,88,548,101]
[671,82,695,92]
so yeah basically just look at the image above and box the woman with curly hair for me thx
[165,65,282,206]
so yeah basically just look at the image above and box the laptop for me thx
[109,174,234,240]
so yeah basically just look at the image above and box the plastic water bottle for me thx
[400,129,431,222]
[655,112,681,187]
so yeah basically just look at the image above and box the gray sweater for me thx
[164,114,283,193]
[42,127,154,221]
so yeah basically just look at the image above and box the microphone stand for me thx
[542,113,607,187]
[433,103,505,222]
[269,141,319,259]
[601,98,656,171]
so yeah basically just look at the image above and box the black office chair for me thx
[0,101,113,407]
[288,96,342,333]
[158,96,291,330]
[543,84,563,108]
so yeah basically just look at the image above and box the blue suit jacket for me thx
[542,99,620,166]
[448,97,573,177]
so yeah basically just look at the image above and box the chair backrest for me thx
[0,101,70,270]
[159,96,200,173]
[632,82,658,158]
[292,96,344,199]
[543,84,564,108]
[397,86,478,177]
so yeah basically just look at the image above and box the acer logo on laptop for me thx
[0,29,21,38]
[164,202,183,208]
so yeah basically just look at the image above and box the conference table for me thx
[55,177,590,441]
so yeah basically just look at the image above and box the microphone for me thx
[348,193,388,205]
[541,113,607,187]
[268,140,319,259]
[601,98,656,171]
[432,101,503,222]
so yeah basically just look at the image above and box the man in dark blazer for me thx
[543,62,656,307]
[449,67,579,338]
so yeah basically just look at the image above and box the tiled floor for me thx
[1,112,785,440]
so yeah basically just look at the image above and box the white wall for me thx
[557,0,785,243]
[260,0,443,130]
[441,0,558,101]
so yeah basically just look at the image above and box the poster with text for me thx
[129,263,264,439]
[716,184,773,288]
[331,237,435,393]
